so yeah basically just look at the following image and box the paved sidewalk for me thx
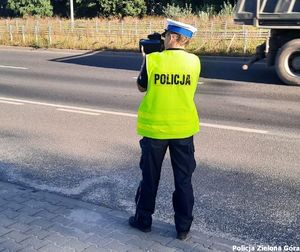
[0,181,239,252]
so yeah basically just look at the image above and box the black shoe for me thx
[129,216,151,233]
[177,231,189,240]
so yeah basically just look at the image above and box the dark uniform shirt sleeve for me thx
[137,61,148,89]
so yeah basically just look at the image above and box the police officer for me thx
[129,19,201,240]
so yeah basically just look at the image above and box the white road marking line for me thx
[201,123,269,134]
[0,65,28,70]
[0,96,270,134]
[0,97,137,118]
[57,108,99,116]
[0,100,24,105]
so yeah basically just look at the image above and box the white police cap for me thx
[164,19,197,39]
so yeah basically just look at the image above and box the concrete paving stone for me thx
[23,226,51,240]
[13,214,37,225]
[107,210,130,219]
[41,193,62,205]
[0,207,7,214]
[5,202,25,211]
[23,200,61,213]
[0,214,17,228]
[44,232,72,246]
[190,231,213,241]
[61,237,91,252]
[118,226,150,240]
[189,236,214,248]
[0,190,21,200]
[84,225,116,238]
[166,239,198,251]
[148,243,177,252]
[0,199,8,207]
[211,236,242,247]
[16,206,43,217]
[106,215,124,224]
[210,242,233,252]
[93,206,113,215]
[127,237,155,250]
[0,227,13,237]
[1,209,20,219]
[10,196,28,204]
[39,243,75,252]
[83,245,109,252]
[188,236,214,249]
[147,232,174,246]
[55,198,78,209]
[88,220,114,230]
[19,236,50,250]
[33,210,58,221]
[0,236,6,242]
[97,219,121,230]
[18,247,39,252]
[0,182,239,252]
[2,230,31,243]
[107,230,138,243]
[102,219,129,231]
[0,238,30,252]
[103,240,143,252]
[72,202,99,212]
[29,218,55,230]
[67,222,96,234]
[152,221,175,233]
[7,223,32,233]
[47,224,91,241]
[110,226,141,239]
[28,191,48,201]
[190,245,214,252]
[151,226,173,236]
[50,215,74,226]
[51,206,71,215]
[84,234,110,246]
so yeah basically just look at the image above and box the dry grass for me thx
[0,16,268,55]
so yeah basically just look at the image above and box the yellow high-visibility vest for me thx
[137,50,201,139]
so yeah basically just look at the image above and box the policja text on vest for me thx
[154,74,191,85]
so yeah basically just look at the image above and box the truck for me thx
[234,0,300,86]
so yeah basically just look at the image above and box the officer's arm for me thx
[137,58,148,93]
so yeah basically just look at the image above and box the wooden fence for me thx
[0,18,270,54]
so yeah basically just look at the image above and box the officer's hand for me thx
[141,46,146,58]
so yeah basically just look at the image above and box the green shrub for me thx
[7,0,53,17]
[219,1,235,16]
[162,3,193,18]
[98,0,146,18]
[196,4,216,17]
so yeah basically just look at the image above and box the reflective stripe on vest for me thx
[137,50,201,139]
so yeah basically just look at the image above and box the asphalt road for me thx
[0,47,299,246]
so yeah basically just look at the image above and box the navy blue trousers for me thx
[135,136,196,233]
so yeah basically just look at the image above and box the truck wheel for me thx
[275,39,300,86]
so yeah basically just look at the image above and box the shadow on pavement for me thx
[50,50,143,71]
[51,50,285,86]
[201,58,284,85]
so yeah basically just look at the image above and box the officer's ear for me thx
[169,33,179,43]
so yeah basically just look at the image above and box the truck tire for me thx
[275,39,300,86]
